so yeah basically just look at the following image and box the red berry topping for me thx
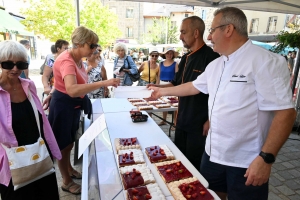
[200,191,206,195]
[145,194,152,199]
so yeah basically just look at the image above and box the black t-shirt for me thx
[171,44,219,133]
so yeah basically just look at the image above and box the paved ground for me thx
[6,59,300,200]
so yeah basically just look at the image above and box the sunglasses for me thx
[86,42,99,49]
[151,55,159,58]
[0,61,29,70]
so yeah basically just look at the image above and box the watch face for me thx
[260,152,275,164]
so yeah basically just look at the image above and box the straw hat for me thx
[159,46,179,59]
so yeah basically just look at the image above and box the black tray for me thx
[132,114,148,123]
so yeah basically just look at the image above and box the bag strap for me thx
[148,61,150,83]
[28,90,41,137]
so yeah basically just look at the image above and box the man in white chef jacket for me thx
[149,7,296,200]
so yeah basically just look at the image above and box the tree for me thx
[20,0,121,46]
[145,17,179,45]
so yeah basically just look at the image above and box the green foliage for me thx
[145,17,179,45]
[20,0,121,45]
[271,31,300,53]
[21,0,76,41]
[80,0,122,46]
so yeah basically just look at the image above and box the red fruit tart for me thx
[138,106,153,111]
[155,160,193,183]
[118,149,145,167]
[128,98,144,103]
[167,177,214,200]
[155,104,171,109]
[120,164,155,189]
[145,145,174,163]
[115,137,141,153]
[126,183,166,200]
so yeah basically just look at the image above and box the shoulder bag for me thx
[125,57,141,82]
[1,90,55,190]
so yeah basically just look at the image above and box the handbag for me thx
[1,90,55,190]
[125,57,141,82]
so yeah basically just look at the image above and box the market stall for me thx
[80,98,220,200]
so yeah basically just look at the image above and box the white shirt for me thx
[192,40,294,168]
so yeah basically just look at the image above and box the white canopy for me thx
[130,0,300,15]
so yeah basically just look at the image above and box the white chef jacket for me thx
[193,40,294,168]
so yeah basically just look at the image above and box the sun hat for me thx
[149,48,159,55]
[159,46,179,59]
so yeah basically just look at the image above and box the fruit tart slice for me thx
[115,137,141,153]
[167,177,214,200]
[145,145,175,163]
[118,149,145,167]
[155,160,193,183]
[126,183,166,200]
[120,164,155,189]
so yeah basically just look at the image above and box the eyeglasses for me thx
[86,42,99,49]
[64,47,69,50]
[151,55,159,58]
[0,61,29,70]
[208,24,230,34]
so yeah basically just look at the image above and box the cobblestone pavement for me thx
[1,64,299,200]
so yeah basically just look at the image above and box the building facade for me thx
[102,0,144,44]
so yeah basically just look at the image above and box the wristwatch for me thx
[259,151,276,164]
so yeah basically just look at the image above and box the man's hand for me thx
[244,156,271,186]
[203,120,209,136]
[146,83,158,88]
[148,86,162,99]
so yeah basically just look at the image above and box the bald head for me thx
[182,16,205,37]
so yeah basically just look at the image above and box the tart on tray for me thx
[126,183,166,200]
[155,160,193,183]
[167,177,214,200]
[115,137,141,153]
[119,164,156,189]
[145,145,174,163]
[118,149,145,167]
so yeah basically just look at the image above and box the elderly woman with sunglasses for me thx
[43,26,119,195]
[0,41,61,199]
[113,42,138,86]
[137,50,160,86]
[84,46,109,98]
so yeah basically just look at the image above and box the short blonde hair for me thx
[0,40,28,62]
[114,42,128,54]
[71,26,99,47]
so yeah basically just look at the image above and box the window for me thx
[201,10,206,20]
[126,8,134,18]
[126,27,133,38]
[184,13,189,18]
[171,21,176,29]
[249,18,259,33]
[267,16,278,33]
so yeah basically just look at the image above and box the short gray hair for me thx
[114,42,128,54]
[0,40,28,62]
[183,16,205,37]
[214,7,248,37]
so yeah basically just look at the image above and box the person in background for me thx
[137,50,160,86]
[147,16,220,171]
[158,47,179,127]
[19,39,30,79]
[0,40,61,199]
[150,7,296,200]
[113,42,138,86]
[42,39,69,95]
[288,51,297,73]
[84,46,109,98]
[43,26,120,195]
[132,49,139,63]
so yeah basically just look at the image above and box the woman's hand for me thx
[42,94,52,110]
[105,78,120,87]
